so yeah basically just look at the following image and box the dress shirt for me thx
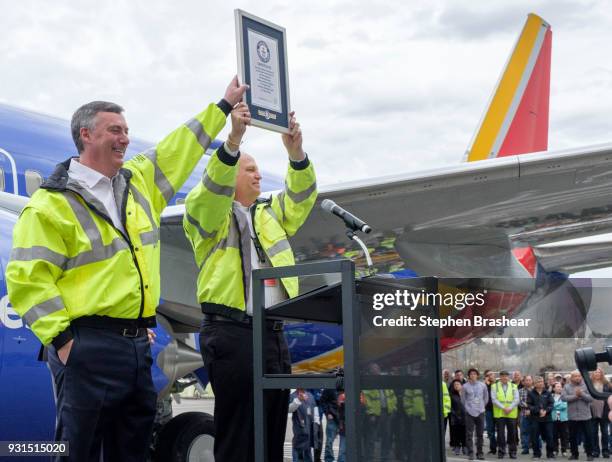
[68,159,125,234]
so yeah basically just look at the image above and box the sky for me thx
[1,0,611,185]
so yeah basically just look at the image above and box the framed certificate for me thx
[235,9,291,133]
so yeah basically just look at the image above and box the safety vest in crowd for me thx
[442,381,451,418]
[403,389,426,421]
[363,389,398,417]
[183,150,316,317]
[492,381,518,419]
[6,103,227,346]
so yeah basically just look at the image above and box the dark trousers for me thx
[553,420,569,453]
[496,417,518,456]
[48,325,157,462]
[592,417,610,456]
[200,320,291,462]
[465,413,485,456]
[530,420,553,458]
[485,409,497,451]
[449,422,466,448]
[569,420,594,457]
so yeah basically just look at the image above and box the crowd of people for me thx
[288,387,346,462]
[443,367,611,460]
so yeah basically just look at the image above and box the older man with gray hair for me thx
[563,370,594,461]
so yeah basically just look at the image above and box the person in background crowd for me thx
[492,370,519,459]
[443,370,451,437]
[289,389,320,462]
[527,376,555,460]
[443,379,451,431]
[519,375,538,456]
[461,368,488,461]
[456,370,467,384]
[552,382,570,458]
[321,387,343,462]
[512,371,523,448]
[443,369,452,386]
[309,389,324,462]
[485,370,499,456]
[450,380,467,456]
[563,370,594,461]
[589,368,610,458]
[547,373,557,393]
[555,374,564,387]
[513,371,523,389]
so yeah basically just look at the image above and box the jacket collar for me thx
[42,157,132,192]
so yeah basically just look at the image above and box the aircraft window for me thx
[0,167,4,191]
[25,170,43,197]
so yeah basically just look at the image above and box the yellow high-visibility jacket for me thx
[442,381,451,417]
[183,147,316,319]
[363,389,398,417]
[492,382,519,419]
[6,102,228,347]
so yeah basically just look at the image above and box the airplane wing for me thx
[0,192,27,216]
[158,142,612,329]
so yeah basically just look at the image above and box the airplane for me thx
[1,12,610,461]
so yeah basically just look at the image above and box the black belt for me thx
[202,313,285,332]
[72,316,150,338]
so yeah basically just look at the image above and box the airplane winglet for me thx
[465,14,552,162]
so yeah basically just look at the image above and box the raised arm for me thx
[129,77,248,217]
[270,112,317,236]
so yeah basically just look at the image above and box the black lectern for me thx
[252,260,445,462]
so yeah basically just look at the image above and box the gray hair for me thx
[71,101,124,153]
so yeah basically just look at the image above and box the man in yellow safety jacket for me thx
[183,103,316,462]
[492,370,519,459]
[6,77,247,462]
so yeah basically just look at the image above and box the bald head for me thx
[235,152,262,207]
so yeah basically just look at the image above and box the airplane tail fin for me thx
[464,13,552,162]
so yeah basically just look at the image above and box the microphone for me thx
[321,199,372,233]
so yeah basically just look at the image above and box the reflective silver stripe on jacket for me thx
[185,212,217,240]
[266,239,291,259]
[185,118,213,152]
[143,148,175,204]
[23,296,65,326]
[284,181,316,203]
[64,238,130,271]
[63,192,103,247]
[130,185,160,246]
[262,207,290,259]
[233,205,253,302]
[202,171,234,198]
[277,191,286,218]
[10,246,68,269]
[198,215,240,271]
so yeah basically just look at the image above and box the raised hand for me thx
[281,111,305,161]
[227,102,251,149]
[224,76,249,107]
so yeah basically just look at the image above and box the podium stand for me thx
[252,260,445,462]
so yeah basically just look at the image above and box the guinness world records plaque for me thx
[235,9,291,133]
